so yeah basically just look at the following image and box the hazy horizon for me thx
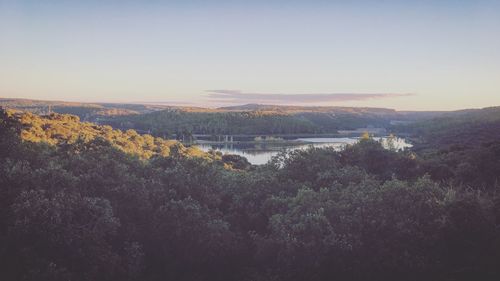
[1,0,499,110]
[2,94,494,112]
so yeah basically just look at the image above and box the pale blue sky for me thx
[1,0,499,110]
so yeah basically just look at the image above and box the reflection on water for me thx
[196,137,412,165]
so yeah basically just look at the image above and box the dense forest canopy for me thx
[1,108,500,281]
[397,106,500,150]
[100,105,440,136]
[14,111,195,159]
[395,106,500,187]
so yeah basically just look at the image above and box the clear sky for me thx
[1,0,499,110]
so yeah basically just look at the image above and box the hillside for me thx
[396,106,500,150]
[0,98,174,121]
[2,98,446,137]
[100,105,437,136]
[218,103,397,114]
[393,107,500,187]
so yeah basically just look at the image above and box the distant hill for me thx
[0,98,175,121]
[101,104,445,136]
[1,98,450,136]
[218,103,398,114]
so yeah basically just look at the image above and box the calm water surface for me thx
[197,137,412,165]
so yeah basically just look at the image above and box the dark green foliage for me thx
[396,106,500,187]
[101,108,397,136]
[1,109,500,281]
[104,110,321,135]
[221,154,252,170]
[396,107,500,150]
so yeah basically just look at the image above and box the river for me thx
[196,137,412,165]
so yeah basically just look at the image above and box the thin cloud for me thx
[205,90,414,105]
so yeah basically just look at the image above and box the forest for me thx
[1,98,440,136]
[1,108,500,281]
[98,106,420,136]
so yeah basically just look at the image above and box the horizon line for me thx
[1,95,493,112]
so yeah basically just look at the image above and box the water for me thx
[196,137,412,165]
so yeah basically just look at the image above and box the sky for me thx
[1,0,499,110]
